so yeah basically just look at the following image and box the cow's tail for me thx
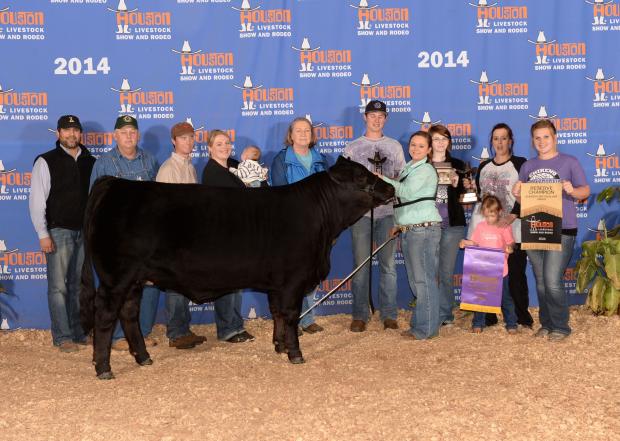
[80,176,116,335]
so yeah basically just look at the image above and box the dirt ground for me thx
[1,306,619,441]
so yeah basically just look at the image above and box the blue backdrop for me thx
[1,0,619,330]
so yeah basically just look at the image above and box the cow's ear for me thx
[328,156,352,184]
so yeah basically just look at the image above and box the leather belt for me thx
[399,222,441,231]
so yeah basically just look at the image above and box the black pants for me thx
[485,244,533,327]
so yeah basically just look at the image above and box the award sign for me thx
[520,182,563,251]
[460,246,504,314]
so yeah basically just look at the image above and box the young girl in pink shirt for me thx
[460,195,518,333]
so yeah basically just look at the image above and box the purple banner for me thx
[460,246,504,314]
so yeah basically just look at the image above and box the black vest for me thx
[37,142,95,231]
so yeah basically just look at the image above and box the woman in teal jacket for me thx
[378,131,441,340]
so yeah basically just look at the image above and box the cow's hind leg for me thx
[93,285,124,379]
[268,292,286,354]
[119,283,152,367]
[282,293,305,364]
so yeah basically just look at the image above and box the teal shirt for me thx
[294,150,313,172]
[381,159,441,226]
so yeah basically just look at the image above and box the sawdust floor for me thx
[1,307,619,441]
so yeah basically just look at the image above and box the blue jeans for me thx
[350,215,398,322]
[473,277,517,329]
[46,228,86,346]
[166,291,191,340]
[113,285,160,340]
[299,287,318,328]
[401,225,441,339]
[438,226,465,324]
[526,234,575,335]
[214,291,244,340]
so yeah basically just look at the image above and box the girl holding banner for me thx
[376,131,441,340]
[512,120,590,341]
[461,195,518,334]
[469,123,534,328]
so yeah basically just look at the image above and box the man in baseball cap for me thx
[154,121,207,349]
[89,115,160,351]
[29,115,95,352]
[344,99,406,333]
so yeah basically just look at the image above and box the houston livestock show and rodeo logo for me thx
[349,0,410,37]
[110,78,175,120]
[232,0,291,39]
[107,0,172,41]
[234,76,294,117]
[470,70,528,112]
[303,114,354,156]
[291,37,353,80]
[527,105,589,148]
[0,81,48,122]
[0,4,45,40]
[586,67,620,108]
[528,31,587,71]
[469,0,528,34]
[0,238,46,282]
[587,0,620,31]
[0,160,31,202]
[172,40,235,82]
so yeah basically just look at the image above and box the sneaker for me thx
[58,341,79,353]
[548,331,569,342]
[226,330,255,343]
[534,328,550,338]
[350,320,366,332]
[471,328,483,334]
[302,323,324,334]
[112,338,130,351]
[506,328,518,335]
[383,319,399,330]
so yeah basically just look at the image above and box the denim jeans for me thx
[526,234,575,335]
[401,225,441,339]
[166,291,191,339]
[300,287,318,329]
[113,285,160,340]
[46,228,86,346]
[214,291,244,340]
[350,215,397,322]
[438,226,465,324]
[473,277,517,329]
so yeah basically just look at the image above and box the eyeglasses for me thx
[432,137,449,143]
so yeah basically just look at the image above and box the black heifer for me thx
[80,156,394,379]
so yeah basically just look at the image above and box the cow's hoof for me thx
[139,357,153,366]
[97,371,115,380]
[288,355,305,364]
[274,343,287,354]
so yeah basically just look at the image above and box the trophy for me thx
[433,162,454,186]
[458,162,479,204]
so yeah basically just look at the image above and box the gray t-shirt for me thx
[344,135,406,219]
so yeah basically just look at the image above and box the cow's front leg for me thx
[283,295,305,364]
[268,292,286,354]
[119,285,152,367]
[93,287,122,379]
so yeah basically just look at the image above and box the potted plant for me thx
[575,186,620,316]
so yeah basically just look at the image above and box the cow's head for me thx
[328,156,395,209]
